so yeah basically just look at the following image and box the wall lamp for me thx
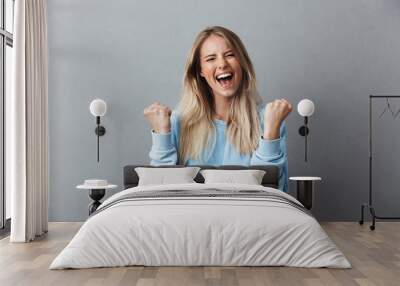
[89,99,107,162]
[297,99,315,162]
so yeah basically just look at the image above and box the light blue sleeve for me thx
[250,107,289,193]
[149,111,179,165]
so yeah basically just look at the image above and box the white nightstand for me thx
[77,180,117,215]
[289,177,321,210]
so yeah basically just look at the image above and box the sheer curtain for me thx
[8,0,49,242]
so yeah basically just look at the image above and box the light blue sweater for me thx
[149,109,288,193]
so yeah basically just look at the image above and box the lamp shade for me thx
[297,99,315,117]
[90,99,107,117]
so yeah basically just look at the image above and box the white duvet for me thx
[50,183,351,269]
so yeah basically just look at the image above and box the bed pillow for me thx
[135,167,201,186]
[200,169,266,185]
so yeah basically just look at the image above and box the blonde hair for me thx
[178,26,262,163]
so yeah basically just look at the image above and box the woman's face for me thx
[199,35,243,99]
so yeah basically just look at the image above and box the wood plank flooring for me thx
[0,222,399,286]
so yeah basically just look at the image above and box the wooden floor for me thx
[0,222,399,286]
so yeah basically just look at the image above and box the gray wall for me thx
[47,0,400,221]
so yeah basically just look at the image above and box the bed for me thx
[50,165,350,269]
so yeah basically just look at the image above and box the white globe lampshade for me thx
[90,99,107,117]
[297,99,315,117]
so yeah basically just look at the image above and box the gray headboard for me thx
[123,165,279,189]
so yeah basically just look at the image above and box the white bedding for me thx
[50,183,351,269]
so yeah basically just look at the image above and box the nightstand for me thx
[289,177,321,210]
[77,180,117,215]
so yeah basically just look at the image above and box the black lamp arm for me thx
[298,116,309,162]
[94,116,106,162]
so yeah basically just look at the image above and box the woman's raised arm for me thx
[144,103,179,165]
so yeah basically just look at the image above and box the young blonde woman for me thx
[143,26,292,192]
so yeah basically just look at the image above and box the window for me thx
[0,0,14,233]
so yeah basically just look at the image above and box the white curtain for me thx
[8,0,49,242]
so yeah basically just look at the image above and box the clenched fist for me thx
[263,99,293,140]
[143,102,172,134]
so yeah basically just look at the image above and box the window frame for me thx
[0,0,14,231]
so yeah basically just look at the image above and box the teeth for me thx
[216,73,233,80]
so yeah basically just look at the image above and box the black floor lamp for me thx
[359,95,400,230]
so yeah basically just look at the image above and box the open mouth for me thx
[215,72,234,89]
